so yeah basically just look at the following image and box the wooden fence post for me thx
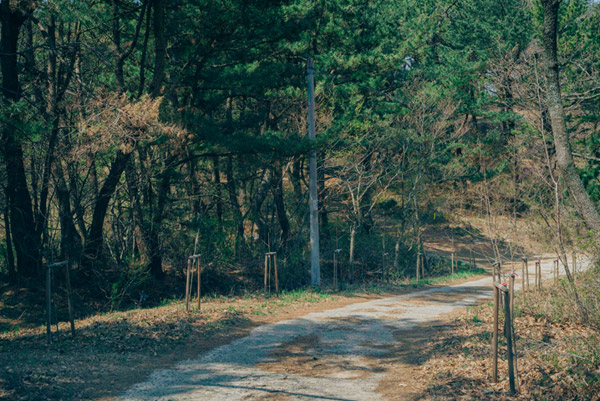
[382,252,389,282]
[504,286,516,394]
[492,284,499,383]
[522,257,529,293]
[509,270,519,387]
[493,282,517,393]
[46,265,52,344]
[497,262,502,284]
[333,249,342,290]
[264,253,269,294]
[264,252,278,294]
[185,258,191,313]
[197,257,201,310]
[416,252,421,281]
[63,262,75,336]
[509,272,515,318]
[186,254,202,312]
[46,261,75,343]
[274,252,279,294]
[492,261,500,284]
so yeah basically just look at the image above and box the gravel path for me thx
[121,259,580,401]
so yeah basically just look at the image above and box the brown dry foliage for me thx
[73,93,187,158]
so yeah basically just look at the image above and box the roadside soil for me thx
[0,273,486,401]
[1,217,553,401]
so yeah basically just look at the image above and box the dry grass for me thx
[417,271,600,400]
[0,290,351,401]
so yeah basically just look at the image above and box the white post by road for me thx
[307,58,320,286]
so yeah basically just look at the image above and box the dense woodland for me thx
[1,0,600,307]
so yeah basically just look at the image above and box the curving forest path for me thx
[120,258,577,401]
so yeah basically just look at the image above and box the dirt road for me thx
[121,259,574,401]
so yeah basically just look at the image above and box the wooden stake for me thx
[333,250,338,289]
[185,258,191,313]
[509,273,515,327]
[333,249,342,290]
[497,262,502,284]
[451,252,455,274]
[274,253,279,294]
[522,257,529,292]
[492,262,500,284]
[510,273,520,391]
[264,253,269,294]
[492,285,499,383]
[504,288,516,394]
[46,265,52,344]
[573,253,577,283]
[197,258,201,310]
[264,252,277,294]
[416,252,421,281]
[63,262,75,336]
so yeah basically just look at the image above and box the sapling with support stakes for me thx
[509,271,520,392]
[45,260,76,344]
[491,281,517,395]
[264,252,279,295]
[535,260,542,291]
[416,252,425,281]
[185,254,203,313]
[522,257,529,292]
[381,252,389,282]
[333,249,342,290]
[492,261,501,284]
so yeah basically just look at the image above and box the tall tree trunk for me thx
[4,192,16,283]
[290,158,303,201]
[146,160,172,279]
[272,161,290,246]
[82,151,131,270]
[124,152,167,279]
[55,161,83,262]
[541,0,600,236]
[251,168,273,246]
[226,155,246,253]
[0,5,40,278]
[148,0,166,98]
[349,225,356,283]
[212,156,223,226]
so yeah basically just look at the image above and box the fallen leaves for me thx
[417,292,600,400]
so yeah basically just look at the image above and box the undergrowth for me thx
[420,264,600,400]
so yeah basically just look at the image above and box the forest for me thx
[2,0,600,399]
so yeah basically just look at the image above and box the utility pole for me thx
[307,58,320,286]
